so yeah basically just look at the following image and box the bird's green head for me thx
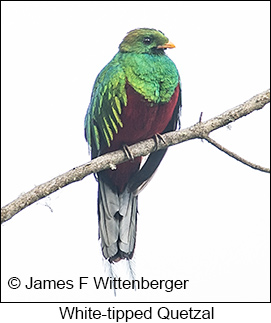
[119,28,175,55]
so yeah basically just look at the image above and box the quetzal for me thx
[84,28,181,263]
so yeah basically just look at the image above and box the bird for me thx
[84,28,181,263]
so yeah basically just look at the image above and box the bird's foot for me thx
[122,144,134,161]
[153,133,167,150]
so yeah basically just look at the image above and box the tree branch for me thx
[203,135,270,173]
[1,89,270,224]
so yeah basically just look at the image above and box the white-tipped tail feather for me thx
[98,180,138,262]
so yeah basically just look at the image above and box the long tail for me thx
[98,180,138,263]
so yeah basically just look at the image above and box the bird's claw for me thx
[122,144,134,160]
[153,133,167,150]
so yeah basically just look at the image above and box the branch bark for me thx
[1,89,270,224]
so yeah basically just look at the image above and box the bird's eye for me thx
[143,37,152,45]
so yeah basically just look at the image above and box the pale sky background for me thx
[1,1,270,321]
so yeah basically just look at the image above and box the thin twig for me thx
[199,112,203,123]
[204,135,270,173]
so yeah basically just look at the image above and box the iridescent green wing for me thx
[84,55,127,156]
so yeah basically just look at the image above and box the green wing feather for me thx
[84,54,127,153]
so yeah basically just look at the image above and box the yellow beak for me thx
[157,41,176,49]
